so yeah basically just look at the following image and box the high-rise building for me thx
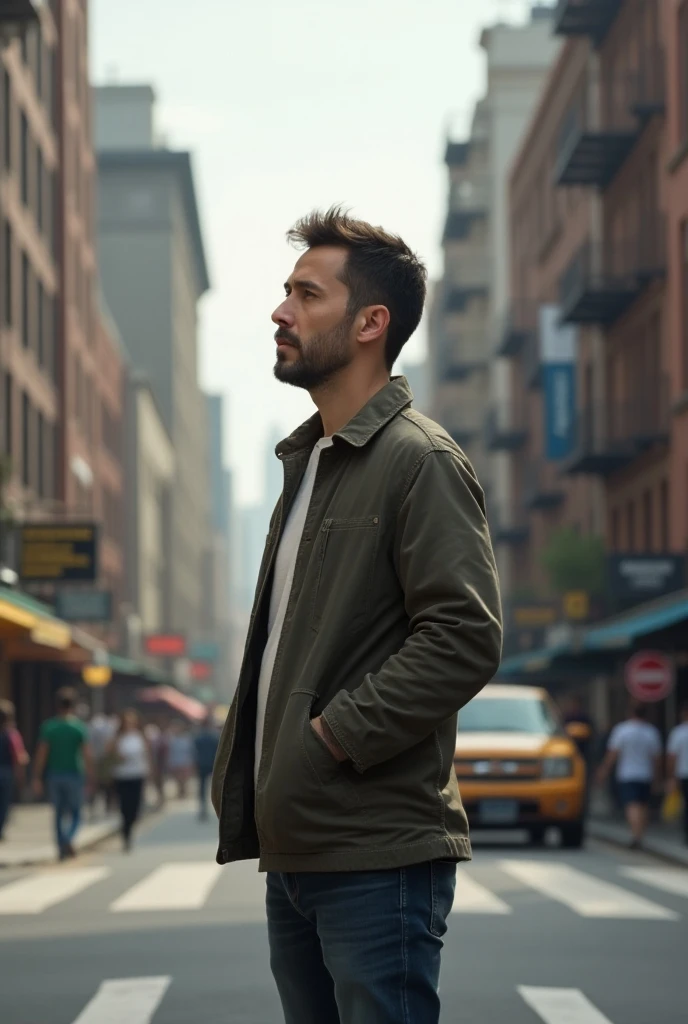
[95,84,212,643]
[428,5,560,594]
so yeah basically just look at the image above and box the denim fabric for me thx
[47,772,84,851]
[0,766,14,838]
[266,861,456,1024]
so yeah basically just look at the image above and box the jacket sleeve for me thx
[321,448,502,773]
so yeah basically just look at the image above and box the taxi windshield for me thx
[459,697,560,735]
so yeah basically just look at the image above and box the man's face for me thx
[271,246,356,390]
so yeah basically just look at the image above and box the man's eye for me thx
[304,291,316,299]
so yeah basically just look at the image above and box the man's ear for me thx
[357,305,390,346]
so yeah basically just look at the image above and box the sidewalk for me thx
[0,802,120,868]
[588,816,688,866]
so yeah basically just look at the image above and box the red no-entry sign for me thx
[624,651,675,703]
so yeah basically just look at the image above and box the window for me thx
[642,489,653,551]
[611,508,621,552]
[3,222,12,326]
[2,372,11,457]
[3,70,11,171]
[21,253,30,349]
[37,279,44,367]
[37,148,43,232]
[37,410,44,498]
[660,479,670,550]
[627,501,636,551]
[683,221,688,390]
[680,2,688,147]
[20,113,28,206]
[21,392,30,487]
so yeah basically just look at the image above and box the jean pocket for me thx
[429,861,457,938]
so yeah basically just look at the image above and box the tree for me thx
[541,527,606,597]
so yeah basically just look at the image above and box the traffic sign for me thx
[624,651,674,703]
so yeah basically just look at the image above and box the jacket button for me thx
[373,517,379,524]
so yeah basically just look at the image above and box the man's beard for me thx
[273,315,354,391]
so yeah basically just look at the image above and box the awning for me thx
[498,642,572,677]
[136,685,207,723]
[584,589,688,651]
[0,585,72,652]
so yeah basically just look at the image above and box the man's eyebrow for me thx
[285,278,325,294]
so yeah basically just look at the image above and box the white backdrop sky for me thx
[91,0,534,505]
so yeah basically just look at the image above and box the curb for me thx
[588,820,688,868]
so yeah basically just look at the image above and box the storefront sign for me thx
[19,523,99,583]
[608,555,685,605]
[188,641,220,663]
[55,589,113,623]
[144,633,187,658]
[190,661,213,682]
[82,664,112,688]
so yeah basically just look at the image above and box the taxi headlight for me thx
[541,757,574,779]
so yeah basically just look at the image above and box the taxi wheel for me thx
[529,826,546,846]
[560,821,585,849]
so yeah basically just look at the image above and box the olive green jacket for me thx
[212,377,502,871]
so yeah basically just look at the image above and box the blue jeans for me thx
[47,773,84,852]
[0,766,14,838]
[266,862,457,1024]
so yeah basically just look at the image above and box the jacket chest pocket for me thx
[311,516,380,636]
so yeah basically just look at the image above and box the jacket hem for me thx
[216,837,260,865]
[256,834,472,873]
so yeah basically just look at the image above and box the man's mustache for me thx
[275,329,300,348]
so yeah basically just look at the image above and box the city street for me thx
[0,802,686,1023]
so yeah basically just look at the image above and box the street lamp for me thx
[0,1,41,45]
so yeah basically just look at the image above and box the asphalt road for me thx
[1,801,686,1024]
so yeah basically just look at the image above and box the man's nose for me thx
[272,300,295,328]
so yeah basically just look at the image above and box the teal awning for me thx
[498,642,572,677]
[584,590,688,651]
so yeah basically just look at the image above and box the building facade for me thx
[95,84,212,644]
[428,6,560,595]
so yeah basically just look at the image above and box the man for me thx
[0,700,28,841]
[211,207,502,1024]
[598,703,662,850]
[667,701,688,844]
[194,715,219,821]
[33,687,93,860]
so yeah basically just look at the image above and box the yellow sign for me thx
[563,591,590,622]
[19,523,98,583]
[513,605,557,628]
[82,665,112,688]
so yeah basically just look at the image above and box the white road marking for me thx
[621,866,688,899]
[71,977,171,1024]
[500,861,679,920]
[110,863,222,912]
[452,871,511,914]
[0,867,111,915]
[518,986,614,1024]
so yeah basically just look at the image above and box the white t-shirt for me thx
[254,437,333,785]
[668,722,688,779]
[112,732,149,781]
[608,720,662,782]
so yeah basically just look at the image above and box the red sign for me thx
[625,651,674,703]
[190,661,213,682]
[143,633,187,658]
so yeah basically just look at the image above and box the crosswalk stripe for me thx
[501,861,679,920]
[0,867,111,915]
[110,863,223,912]
[452,871,511,914]
[71,977,171,1024]
[518,986,613,1023]
[620,866,688,899]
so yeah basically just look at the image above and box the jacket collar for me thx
[276,376,414,458]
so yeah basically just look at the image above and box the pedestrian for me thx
[0,700,28,841]
[598,703,663,850]
[144,719,168,808]
[167,722,194,799]
[109,709,149,852]
[87,712,117,818]
[667,700,688,845]
[32,687,93,860]
[562,694,595,806]
[211,207,502,1024]
[194,715,219,821]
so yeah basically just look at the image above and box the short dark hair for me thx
[287,206,427,370]
[56,686,77,712]
[631,702,649,720]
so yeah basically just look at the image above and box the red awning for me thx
[136,686,207,723]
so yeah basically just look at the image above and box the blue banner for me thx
[544,363,576,460]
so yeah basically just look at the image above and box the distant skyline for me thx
[92,0,536,505]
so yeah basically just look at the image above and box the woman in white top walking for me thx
[109,710,149,851]
[598,703,662,849]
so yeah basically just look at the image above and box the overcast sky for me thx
[91,0,534,505]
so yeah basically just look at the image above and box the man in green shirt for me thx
[33,687,93,860]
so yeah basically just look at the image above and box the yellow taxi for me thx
[455,684,586,848]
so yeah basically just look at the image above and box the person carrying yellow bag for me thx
[666,702,688,845]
